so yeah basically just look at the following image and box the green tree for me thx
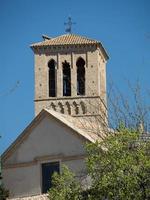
[48,165,82,200]
[86,126,150,200]
[48,82,150,200]
[0,185,9,200]
[48,127,150,200]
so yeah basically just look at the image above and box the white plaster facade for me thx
[2,110,88,198]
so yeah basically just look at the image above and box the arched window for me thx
[48,59,56,97]
[76,58,85,95]
[63,61,71,96]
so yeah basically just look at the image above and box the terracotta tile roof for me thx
[31,34,109,60]
[31,34,100,47]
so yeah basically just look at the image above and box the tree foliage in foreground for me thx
[48,126,150,200]
[48,165,82,200]
[0,185,9,200]
[86,126,150,200]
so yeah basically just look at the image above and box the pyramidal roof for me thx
[31,33,109,60]
[31,33,100,47]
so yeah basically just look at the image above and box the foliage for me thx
[48,165,82,200]
[46,79,150,199]
[48,127,150,200]
[0,185,9,200]
[86,126,150,200]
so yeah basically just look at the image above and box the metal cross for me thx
[64,17,76,34]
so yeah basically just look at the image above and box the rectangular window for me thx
[41,162,60,193]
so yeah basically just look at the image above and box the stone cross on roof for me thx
[64,17,76,34]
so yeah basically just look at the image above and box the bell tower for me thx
[31,33,109,121]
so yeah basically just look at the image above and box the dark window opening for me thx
[48,59,56,97]
[42,162,60,194]
[63,61,71,96]
[76,58,85,95]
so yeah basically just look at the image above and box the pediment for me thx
[2,109,97,164]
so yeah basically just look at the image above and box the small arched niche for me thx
[80,101,87,114]
[50,102,56,111]
[58,102,64,114]
[73,101,79,115]
[66,101,71,115]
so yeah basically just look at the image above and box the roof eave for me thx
[98,42,109,61]
[30,43,109,61]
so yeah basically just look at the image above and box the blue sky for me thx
[0,0,150,153]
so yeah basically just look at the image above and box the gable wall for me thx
[2,115,87,198]
[4,115,86,165]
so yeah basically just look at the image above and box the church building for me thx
[2,32,109,199]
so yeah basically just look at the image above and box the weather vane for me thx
[64,17,76,34]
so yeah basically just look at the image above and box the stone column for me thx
[71,52,77,96]
[57,53,62,97]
